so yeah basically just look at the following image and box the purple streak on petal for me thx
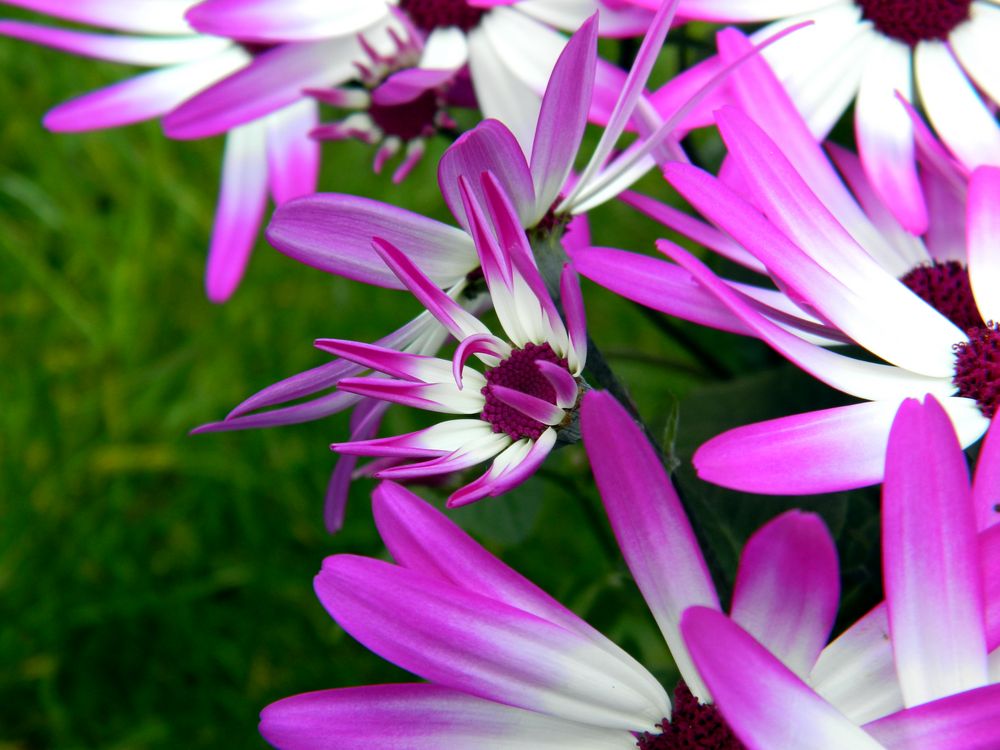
[374,444,501,481]
[582,390,720,701]
[266,99,319,205]
[694,401,903,495]
[0,21,230,65]
[260,682,635,749]
[529,14,597,221]
[314,555,667,730]
[452,333,508,390]
[680,607,887,750]
[730,511,839,680]
[43,49,246,131]
[973,417,1000,531]
[619,190,765,273]
[373,67,455,106]
[884,397,987,707]
[967,166,1000,324]
[438,120,535,231]
[922,159,968,264]
[372,238,489,341]
[572,246,755,337]
[162,38,359,139]
[1,0,191,34]
[336,377,472,415]
[193,390,360,433]
[458,175,515,295]
[186,0,388,43]
[267,194,477,289]
[489,385,564,426]
[314,339,443,383]
[325,399,388,533]
[559,264,587,372]
[535,360,577,409]
[446,430,558,508]
[205,123,269,303]
[864,682,1000,750]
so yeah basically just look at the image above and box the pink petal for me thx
[681,607,885,750]
[581,391,720,701]
[883,397,987,706]
[2,0,191,34]
[186,0,388,43]
[325,399,388,533]
[973,416,1000,531]
[967,166,1000,324]
[730,510,839,679]
[265,99,319,205]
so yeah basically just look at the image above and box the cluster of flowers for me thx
[5,0,1000,746]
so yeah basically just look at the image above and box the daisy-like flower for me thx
[181,0,653,150]
[260,392,990,748]
[576,29,999,494]
[0,0,333,302]
[679,395,1000,750]
[321,169,587,507]
[641,0,1000,234]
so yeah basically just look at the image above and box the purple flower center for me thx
[900,260,982,331]
[481,343,568,440]
[369,89,441,141]
[636,682,745,749]
[856,0,972,45]
[399,0,485,32]
[954,323,1000,419]
[900,261,998,417]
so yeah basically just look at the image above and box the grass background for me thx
[0,19,882,749]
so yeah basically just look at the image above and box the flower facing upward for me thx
[679,396,1000,750]
[324,170,587,506]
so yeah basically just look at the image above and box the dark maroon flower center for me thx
[856,0,972,45]
[369,89,441,141]
[636,682,745,750]
[900,260,983,331]
[954,323,1000,419]
[481,343,568,441]
[399,0,484,32]
[900,260,997,417]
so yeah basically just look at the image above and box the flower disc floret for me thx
[900,261,982,332]
[637,682,745,750]
[399,0,485,32]
[954,323,1000,418]
[857,0,972,46]
[481,343,568,440]
[369,89,441,141]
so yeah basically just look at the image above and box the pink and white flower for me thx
[0,0,332,302]
[576,30,999,494]
[679,395,1000,750]
[646,0,1000,234]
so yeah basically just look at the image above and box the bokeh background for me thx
[1,20,883,749]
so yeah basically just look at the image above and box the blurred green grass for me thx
[0,20,882,750]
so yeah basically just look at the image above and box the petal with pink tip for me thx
[314,339,459,385]
[489,386,564,426]
[315,556,668,730]
[967,166,1000,324]
[582,391,720,702]
[730,511,839,680]
[854,36,926,234]
[266,194,476,289]
[333,420,496,458]
[681,608,886,750]
[186,0,388,42]
[337,377,484,415]
[528,15,596,223]
[2,0,191,34]
[864,682,1000,750]
[374,432,512,480]
[205,122,269,303]
[193,390,360,433]
[43,47,248,131]
[535,361,577,410]
[559,265,587,374]
[0,21,230,65]
[883,397,987,707]
[260,683,637,750]
[324,399,388,533]
[453,334,509,389]
[162,38,360,139]
[265,99,319,205]
[447,428,558,506]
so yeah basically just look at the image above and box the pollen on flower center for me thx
[954,323,1000,419]
[369,89,441,141]
[636,681,745,749]
[856,0,972,46]
[900,260,983,332]
[481,343,567,441]
[399,0,485,32]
